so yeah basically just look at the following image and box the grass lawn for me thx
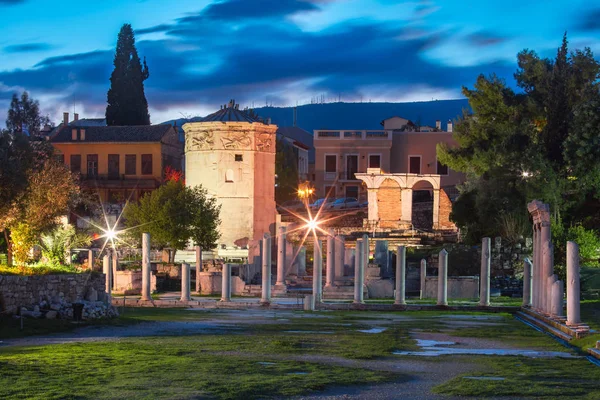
[0,338,397,400]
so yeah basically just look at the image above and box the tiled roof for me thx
[50,124,174,143]
[201,106,261,123]
[70,118,107,127]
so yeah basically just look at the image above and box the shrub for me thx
[0,263,78,275]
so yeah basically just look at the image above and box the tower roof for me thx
[201,99,263,123]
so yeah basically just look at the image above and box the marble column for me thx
[353,239,364,304]
[221,263,232,302]
[566,241,581,325]
[362,234,369,272]
[541,220,552,313]
[550,276,564,317]
[325,230,335,288]
[334,235,345,282]
[88,249,94,270]
[480,237,491,306]
[195,245,202,293]
[523,258,532,307]
[313,239,323,303]
[180,262,191,301]
[297,246,307,276]
[276,226,286,286]
[260,233,272,305]
[103,254,111,300]
[395,246,406,305]
[112,251,118,291]
[141,233,151,301]
[420,259,427,299]
[542,241,554,314]
[437,249,448,306]
[532,225,539,309]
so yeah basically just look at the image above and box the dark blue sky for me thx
[0,0,598,123]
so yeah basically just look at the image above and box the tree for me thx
[106,24,150,126]
[6,91,51,137]
[123,180,221,262]
[0,159,80,265]
[439,34,600,244]
[275,136,299,204]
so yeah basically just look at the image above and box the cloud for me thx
[4,42,53,53]
[179,0,321,23]
[579,9,600,31]
[466,32,507,47]
[136,24,172,35]
[0,0,26,4]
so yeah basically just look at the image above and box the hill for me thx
[161,99,470,133]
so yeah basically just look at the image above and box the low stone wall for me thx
[0,273,105,314]
[198,271,246,295]
[423,276,479,299]
[114,270,157,295]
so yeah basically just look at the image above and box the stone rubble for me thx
[19,298,119,320]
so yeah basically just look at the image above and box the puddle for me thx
[463,376,505,381]
[284,331,334,334]
[358,328,387,334]
[257,362,277,366]
[393,338,578,358]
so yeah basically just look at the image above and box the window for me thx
[80,129,86,140]
[141,154,152,175]
[437,160,448,176]
[225,169,234,182]
[368,154,381,169]
[70,155,81,173]
[324,185,336,198]
[409,156,421,174]
[125,155,136,175]
[108,154,120,179]
[325,155,337,173]
[71,129,77,141]
[346,155,358,180]
[87,154,98,178]
[346,186,359,199]
[235,154,243,162]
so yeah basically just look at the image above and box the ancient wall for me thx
[423,276,480,299]
[0,273,105,314]
[378,178,402,228]
[438,189,455,229]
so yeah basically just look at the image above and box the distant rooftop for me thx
[277,126,315,163]
[50,124,175,143]
[70,118,107,127]
[200,99,267,123]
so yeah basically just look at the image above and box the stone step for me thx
[515,311,573,342]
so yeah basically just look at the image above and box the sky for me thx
[0,0,599,124]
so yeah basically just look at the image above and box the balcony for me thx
[315,130,392,140]
[323,171,361,181]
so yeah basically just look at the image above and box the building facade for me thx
[183,101,277,253]
[49,115,182,222]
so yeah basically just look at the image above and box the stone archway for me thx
[411,180,434,230]
[377,178,402,228]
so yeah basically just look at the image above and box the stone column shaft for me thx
[297,246,307,276]
[532,226,538,309]
[523,258,532,307]
[221,263,232,302]
[334,235,345,281]
[313,240,323,303]
[88,249,94,270]
[112,251,118,291]
[566,241,581,325]
[437,249,448,306]
[353,239,364,304]
[420,259,427,299]
[325,231,335,287]
[103,254,111,299]
[395,246,406,305]
[260,234,272,304]
[480,237,491,306]
[180,263,191,301]
[542,241,554,314]
[195,245,202,293]
[141,233,151,301]
[276,226,286,286]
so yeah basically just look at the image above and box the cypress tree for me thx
[106,24,150,126]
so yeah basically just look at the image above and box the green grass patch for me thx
[433,356,600,399]
[0,338,399,399]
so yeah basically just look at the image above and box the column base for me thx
[394,301,406,306]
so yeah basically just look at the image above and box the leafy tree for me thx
[0,159,80,265]
[6,91,51,137]
[275,136,299,204]
[40,225,92,266]
[439,34,600,245]
[123,180,221,262]
[106,24,150,126]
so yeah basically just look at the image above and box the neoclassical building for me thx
[183,101,277,253]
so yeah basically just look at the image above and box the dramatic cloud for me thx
[0,0,26,4]
[467,32,507,48]
[4,42,53,53]
[186,0,320,22]
[579,9,600,31]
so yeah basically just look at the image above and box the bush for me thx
[0,263,78,276]
[553,218,600,268]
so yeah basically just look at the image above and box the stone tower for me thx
[183,100,277,254]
